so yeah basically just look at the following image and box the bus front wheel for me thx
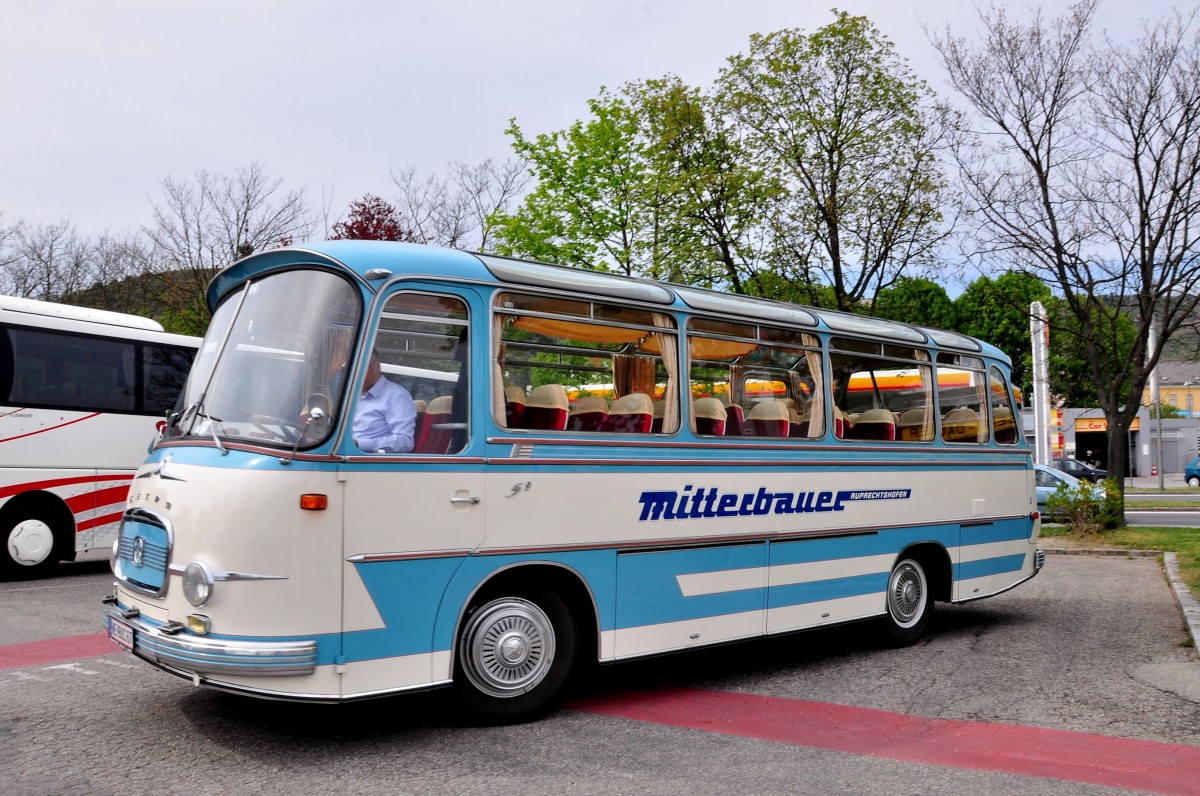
[1,507,63,578]
[881,557,932,645]
[454,587,577,722]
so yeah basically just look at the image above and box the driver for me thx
[353,351,417,453]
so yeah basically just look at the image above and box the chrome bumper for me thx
[102,601,317,676]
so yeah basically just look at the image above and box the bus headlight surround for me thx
[182,561,215,607]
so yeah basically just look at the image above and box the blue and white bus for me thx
[103,241,1041,719]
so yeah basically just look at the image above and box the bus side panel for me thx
[955,517,1039,601]
[613,543,766,658]
[764,522,963,634]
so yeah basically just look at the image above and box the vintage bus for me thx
[103,241,1041,719]
[0,296,198,577]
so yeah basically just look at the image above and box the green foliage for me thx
[1046,477,1118,534]
[874,277,956,328]
[494,11,947,307]
[953,272,1051,393]
[718,12,948,310]
[1147,401,1185,419]
[1047,299,1136,407]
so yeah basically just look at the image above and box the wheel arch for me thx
[446,561,600,672]
[894,541,952,603]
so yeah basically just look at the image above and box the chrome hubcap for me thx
[461,598,555,698]
[888,561,926,627]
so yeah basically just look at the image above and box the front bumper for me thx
[102,599,317,676]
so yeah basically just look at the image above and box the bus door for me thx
[338,286,485,696]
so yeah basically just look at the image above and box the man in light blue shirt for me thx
[353,353,417,453]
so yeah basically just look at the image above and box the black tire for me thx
[880,557,933,645]
[0,505,64,579]
[454,586,577,722]
[1188,476,1200,488]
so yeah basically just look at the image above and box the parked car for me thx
[1035,463,1083,516]
[1185,457,1200,488]
[1055,457,1108,482]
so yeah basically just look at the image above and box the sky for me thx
[0,0,1187,240]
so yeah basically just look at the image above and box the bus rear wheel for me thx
[881,557,932,645]
[1,507,63,579]
[454,587,577,722]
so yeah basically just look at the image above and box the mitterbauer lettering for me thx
[636,485,912,521]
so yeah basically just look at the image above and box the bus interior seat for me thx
[504,385,525,428]
[692,397,726,436]
[993,406,1018,444]
[603,393,653,433]
[747,400,790,437]
[847,407,896,441]
[833,406,848,439]
[416,395,454,453]
[897,407,929,442]
[523,384,570,430]
[567,395,609,432]
[724,403,745,436]
[651,399,665,433]
[942,406,980,442]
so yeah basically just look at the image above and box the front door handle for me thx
[450,496,480,505]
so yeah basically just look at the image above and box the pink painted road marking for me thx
[570,687,1200,796]
[0,632,116,670]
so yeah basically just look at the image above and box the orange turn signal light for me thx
[300,494,328,511]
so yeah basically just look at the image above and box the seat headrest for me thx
[611,392,653,415]
[747,400,789,421]
[943,406,978,424]
[413,399,427,413]
[527,384,569,410]
[426,395,453,414]
[571,395,609,414]
[693,397,726,421]
[505,385,526,404]
[899,407,925,424]
[856,408,895,425]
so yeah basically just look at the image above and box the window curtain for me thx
[651,313,679,433]
[612,353,656,398]
[920,366,935,441]
[974,373,990,443]
[799,349,825,437]
[491,314,507,426]
[729,363,748,407]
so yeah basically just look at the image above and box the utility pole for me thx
[1149,323,1164,489]
[1030,301,1050,465]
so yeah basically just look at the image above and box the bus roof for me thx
[0,294,165,332]
[210,241,1010,365]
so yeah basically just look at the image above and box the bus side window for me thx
[494,293,679,435]
[989,366,1019,445]
[829,339,932,443]
[936,353,989,445]
[364,292,470,455]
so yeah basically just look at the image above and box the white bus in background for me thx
[0,296,198,577]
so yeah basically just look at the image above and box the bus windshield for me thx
[176,269,361,448]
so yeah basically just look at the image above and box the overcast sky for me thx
[0,1,1186,240]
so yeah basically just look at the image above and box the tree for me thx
[718,12,950,311]
[953,272,1052,394]
[330,194,412,241]
[935,1,1200,502]
[492,87,659,275]
[2,219,89,301]
[391,158,530,252]
[146,162,315,335]
[873,276,957,330]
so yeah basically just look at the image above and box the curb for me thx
[1044,547,1199,657]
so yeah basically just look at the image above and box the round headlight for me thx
[182,562,214,607]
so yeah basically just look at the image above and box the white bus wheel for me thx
[455,588,577,722]
[1,508,63,578]
[881,557,933,645]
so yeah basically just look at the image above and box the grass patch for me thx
[1041,524,1200,593]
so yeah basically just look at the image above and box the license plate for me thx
[108,617,134,651]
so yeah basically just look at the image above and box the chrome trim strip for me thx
[104,603,316,676]
[165,564,286,582]
[486,435,1031,456]
[484,456,1026,468]
[346,515,1031,561]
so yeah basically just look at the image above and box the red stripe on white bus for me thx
[77,510,125,533]
[0,473,133,501]
[0,412,102,444]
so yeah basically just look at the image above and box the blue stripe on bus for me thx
[955,553,1028,581]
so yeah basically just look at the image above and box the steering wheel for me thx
[250,415,302,443]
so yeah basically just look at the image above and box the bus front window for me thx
[177,270,361,448]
